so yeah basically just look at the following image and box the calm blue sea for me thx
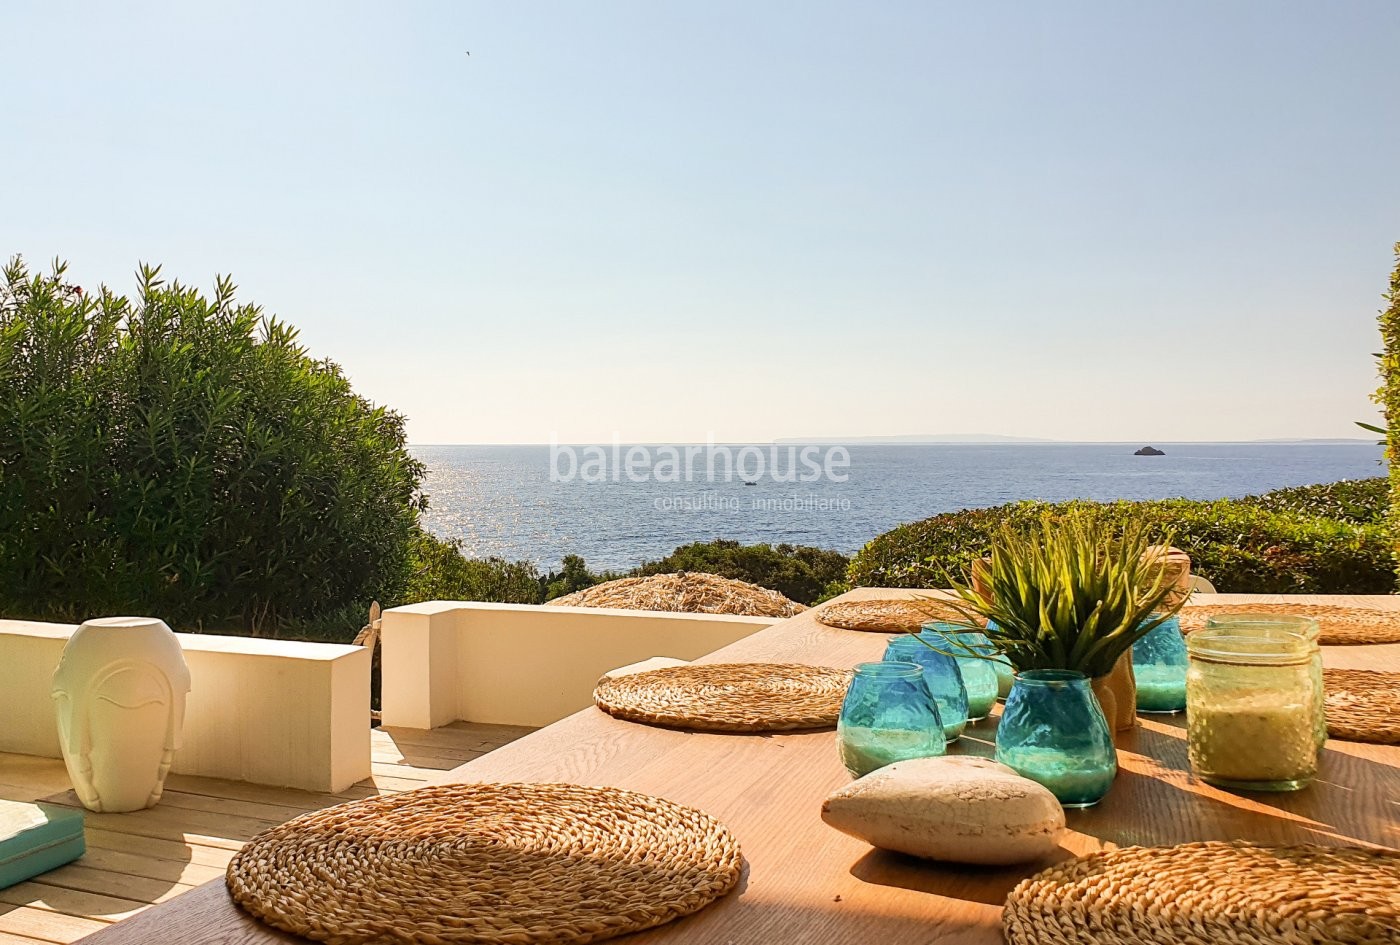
[412,443,1386,572]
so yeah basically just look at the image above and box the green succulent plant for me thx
[921,511,1184,678]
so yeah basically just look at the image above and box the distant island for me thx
[1134,446,1166,456]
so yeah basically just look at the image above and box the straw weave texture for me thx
[593,662,851,731]
[226,782,743,945]
[816,599,964,633]
[1004,842,1400,945]
[1325,669,1400,744]
[1178,603,1400,645]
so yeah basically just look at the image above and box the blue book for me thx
[0,800,85,889]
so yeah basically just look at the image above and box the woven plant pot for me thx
[970,556,993,602]
[1091,652,1138,734]
[1143,544,1193,610]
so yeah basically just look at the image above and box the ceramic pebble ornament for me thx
[820,756,1065,865]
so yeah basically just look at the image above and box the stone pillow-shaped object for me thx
[821,756,1065,865]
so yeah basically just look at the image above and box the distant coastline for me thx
[773,435,1375,446]
[773,433,1052,445]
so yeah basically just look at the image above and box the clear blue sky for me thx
[5,2,1397,443]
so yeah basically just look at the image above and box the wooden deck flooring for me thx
[0,722,533,945]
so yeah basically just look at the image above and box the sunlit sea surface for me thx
[413,443,1384,571]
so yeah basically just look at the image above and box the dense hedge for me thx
[1236,478,1387,526]
[848,484,1395,595]
[0,258,426,635]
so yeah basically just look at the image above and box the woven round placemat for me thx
[1325,669,1400,744]
[1004,841,1400,945]
[815,598,965,633]
[226,782,743,945]
[593,662,851,732]
[1178,602,1400,645]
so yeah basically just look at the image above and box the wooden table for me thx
[78,591,1400,944]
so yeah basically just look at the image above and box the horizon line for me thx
[406,438,1380,447]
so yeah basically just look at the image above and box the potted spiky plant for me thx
[918,512,1184,806]
[939,512,1183,724]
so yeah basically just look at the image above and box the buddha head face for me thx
[52,617,191,813]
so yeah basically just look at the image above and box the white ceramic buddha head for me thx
[52,617,191,812]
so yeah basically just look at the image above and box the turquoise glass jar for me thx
[920,623,999,721]
[996,670,1117,808]
[983,620,1016,699]
[882,635,969,741]
[1132,615,1188,714]
[837,662,946,778]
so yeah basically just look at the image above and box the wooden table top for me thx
[78,591,1400,945]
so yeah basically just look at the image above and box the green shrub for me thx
[403,532,545,605]
[634,539,850,605]
[1236,478,1388,525]
[0,257,426,636]
[848,493,1395,596]
[542,554,620,601]
[1376,243,1400,577]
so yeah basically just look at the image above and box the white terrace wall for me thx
[0,619,370,793]
[380,602,776,729]
[2,605,775,790]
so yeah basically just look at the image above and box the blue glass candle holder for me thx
[882,635,969,741]
[837,662,946,778]
[920,623,999,722]
[1132,615,1187,714]
[979,620,1016,699]
[996,670,1117,808]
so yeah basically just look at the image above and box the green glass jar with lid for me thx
[1186,626,1319,791]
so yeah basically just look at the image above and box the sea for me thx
[412,442,1386,572]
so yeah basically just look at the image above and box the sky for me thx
[4,2,1398,444]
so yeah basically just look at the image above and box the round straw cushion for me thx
[1004,842,1400,945]
[816,599,964,633]
[593,663,851,732]
[226,782,743,945]
[1325,669,1400,744]
[1178,602,1400,645]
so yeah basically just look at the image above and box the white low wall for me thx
[380,602,776,729]
[0,619,370,793]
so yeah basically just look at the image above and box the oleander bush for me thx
[631,538,850,605]
[0,257,426,636]
[848,490,1395,595]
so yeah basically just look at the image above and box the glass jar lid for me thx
[1186,626,1313,666]
[1203,613,1320,644]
